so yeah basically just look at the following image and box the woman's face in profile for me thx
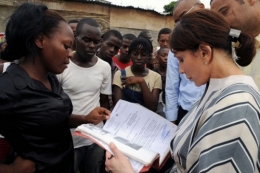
[174,49,208,86]
[40,21,74,74]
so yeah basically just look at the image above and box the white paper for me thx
[75,100,177,172]
[103,100,177,165]
[80,131,144,173]
[76,124,145,172]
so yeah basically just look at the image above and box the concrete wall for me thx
[0,0,174,47]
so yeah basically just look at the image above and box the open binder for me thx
[75,100,177,172]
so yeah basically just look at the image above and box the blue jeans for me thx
[74,144,104,173]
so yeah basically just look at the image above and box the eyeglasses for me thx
[174,3,201,26]
[186,3,200,14]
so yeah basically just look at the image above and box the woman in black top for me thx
[0,3,109,173]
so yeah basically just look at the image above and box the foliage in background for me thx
[163,1,177,14]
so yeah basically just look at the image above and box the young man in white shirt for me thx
[57,18,111,173]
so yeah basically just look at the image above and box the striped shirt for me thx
[170,75,260,173]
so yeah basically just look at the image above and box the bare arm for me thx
[69,107,110,128]
[123,77,160,112]
[0,156,35,173]
[112,85,123,106]
[138,78,160,111]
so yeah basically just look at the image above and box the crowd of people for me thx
[0,0,260,172]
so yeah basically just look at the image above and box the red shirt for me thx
[112,56,132,70]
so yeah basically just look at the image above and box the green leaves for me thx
[163,1,177,14]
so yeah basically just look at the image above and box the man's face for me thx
[145,33,153,44]
[120,38,133,61]
[69,22,78,50]
[100,35,122,60]
[76,24,101,59]
[211,0,253,35]
[157,48,169,67]
[173,1,204,23]
[158,34,170,48]
[140,32,153,45]
[69,23,78,37]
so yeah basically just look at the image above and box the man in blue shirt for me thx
[165,0,206,124]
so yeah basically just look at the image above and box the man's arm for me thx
[68,107,110,128]
[165,52,180,123]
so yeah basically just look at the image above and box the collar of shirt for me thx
[6,63,59,93]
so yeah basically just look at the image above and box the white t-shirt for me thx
[57,57,112,148]
[0,62,11,138]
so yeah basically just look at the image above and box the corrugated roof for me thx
[63,0,171,15]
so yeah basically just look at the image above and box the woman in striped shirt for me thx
[105,10,260,173]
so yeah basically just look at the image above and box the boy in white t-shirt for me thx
[57,18,111,173]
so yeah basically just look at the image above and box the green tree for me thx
[163,1,178,14]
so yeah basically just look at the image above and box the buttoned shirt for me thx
[164,52,206,121]
[0,64,73,173]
